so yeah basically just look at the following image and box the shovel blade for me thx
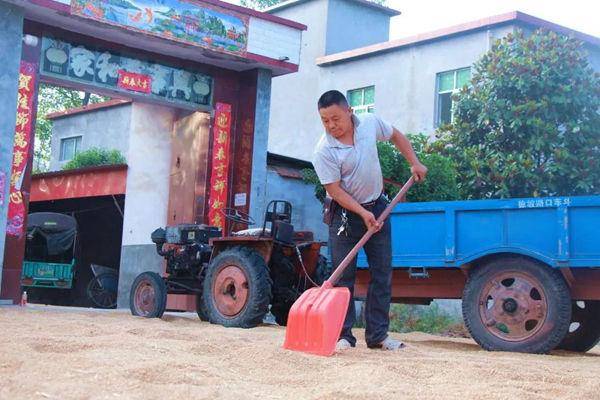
[283,285,351,356]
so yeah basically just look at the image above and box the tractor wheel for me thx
[271,300,294,326]
[556,301,600,352]
[462,257,571,354]
[269,249,297,326]
[203,247,272,328]
[270,254,331,326]
[196,294,209,321]
[314,255,332,285]
[195,267,209,321]
[129,272,167,318]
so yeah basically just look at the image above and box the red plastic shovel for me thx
[283,177,415,356]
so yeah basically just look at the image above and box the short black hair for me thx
[318,90,349,109]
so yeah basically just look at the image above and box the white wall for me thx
[49,104,132,171]
[120,102,174,246]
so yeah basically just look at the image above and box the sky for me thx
[384,0,599,40]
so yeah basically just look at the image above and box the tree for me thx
[378,134,460,202]
[435,29,600,199]
[34,84,109,172]
[302,133,461,203]
[240,0,385,10]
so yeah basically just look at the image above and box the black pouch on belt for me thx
[322,197,337,226]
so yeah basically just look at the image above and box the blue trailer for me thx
[355,195,600,354]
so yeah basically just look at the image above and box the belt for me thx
[361,194,383,208]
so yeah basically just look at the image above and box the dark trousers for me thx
[328,196,392,347]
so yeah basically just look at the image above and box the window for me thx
[436,67,471,125]
[59,136,82,161]
[347,86,375,114]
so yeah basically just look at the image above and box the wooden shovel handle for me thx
[325,177,415,287]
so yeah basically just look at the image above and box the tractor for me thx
[129,201,330,327]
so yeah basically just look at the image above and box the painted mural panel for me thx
[41,37,213,108]
[71,0,248,56]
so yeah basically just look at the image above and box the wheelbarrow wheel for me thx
[556,300,600,352]
[130,272,167,318]
[203,247,272,328]
[87,272,118,309]
[462,257,571,354]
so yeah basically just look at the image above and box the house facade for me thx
[266,0,600,162]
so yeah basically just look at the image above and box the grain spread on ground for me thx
[1,306,598,400]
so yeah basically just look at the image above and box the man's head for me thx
[318,90,353,139]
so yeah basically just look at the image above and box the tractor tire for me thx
[556,301,600,352]
[462,257,571,354]
[129,272,167,318]
[195,267,209,321]
[271,254,331,326]
[196,294,209,321]
[203,247,272,328]
[271,300,294,326]
[269,250,298,326]
[314,255,332,285]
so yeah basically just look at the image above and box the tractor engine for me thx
[151,224,220,278]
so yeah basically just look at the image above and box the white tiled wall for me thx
[247,17,302,65]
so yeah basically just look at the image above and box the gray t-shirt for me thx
[313,113,393,204]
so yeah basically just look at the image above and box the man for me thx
[313,90,428,351]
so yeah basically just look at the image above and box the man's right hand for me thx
[360,210,382,232]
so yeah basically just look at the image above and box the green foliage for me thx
[378,134,461,202]
[62,148,126,170]
[388,303,460,334]
[34,84,109,172]
[301,168,327,203]
[301,133,461,203]
[354,302,468,336]
[436,29,600,199]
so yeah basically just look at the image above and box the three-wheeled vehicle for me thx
[21,212,118,308]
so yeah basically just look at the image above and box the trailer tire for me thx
[462,257,571,354]
[130,272,167,318]
[203,247,272,328]
[556,301,600,352]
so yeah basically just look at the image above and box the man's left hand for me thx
[410,162,428,182]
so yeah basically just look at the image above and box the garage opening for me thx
[27,194,125,308]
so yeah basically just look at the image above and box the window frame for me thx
[435,67,471,126]
[59,135,82,162]
[347,86,375,115]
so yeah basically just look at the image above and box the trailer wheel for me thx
[130,272,167,318]
[462,257,571,353]
[556,301,600,352]
[203,247,272,328]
